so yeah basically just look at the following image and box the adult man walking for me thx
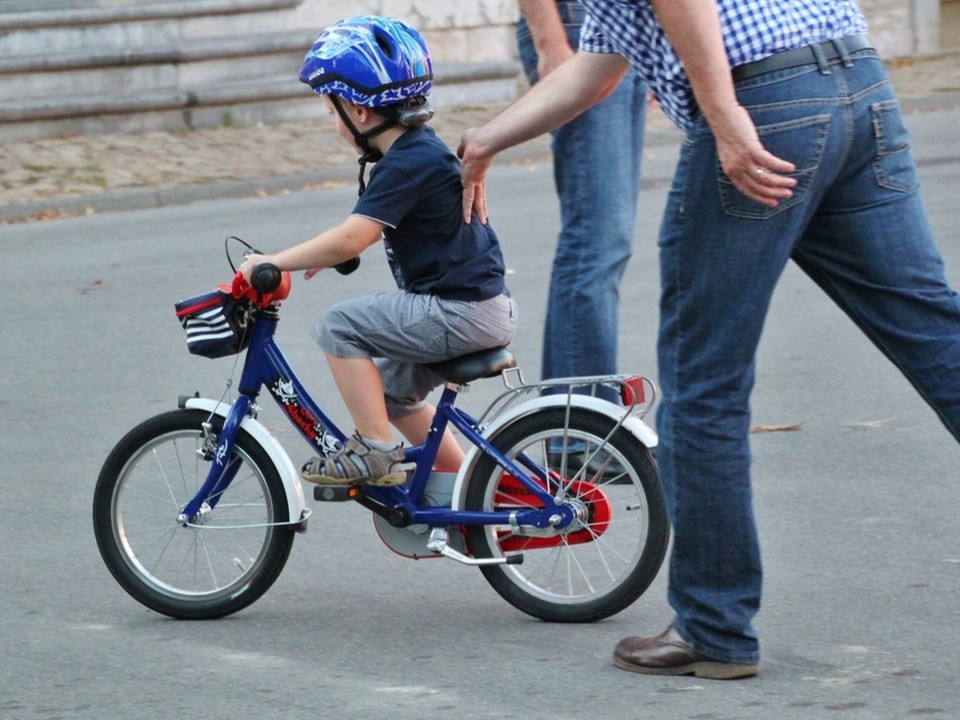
[459,0,960,679]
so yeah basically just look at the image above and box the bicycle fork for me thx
[178,395,253,525]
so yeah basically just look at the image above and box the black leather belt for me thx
[732,34,873,82]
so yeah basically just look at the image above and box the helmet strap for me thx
[330,96,397,196]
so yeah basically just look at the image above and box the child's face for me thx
[324,96,363,155]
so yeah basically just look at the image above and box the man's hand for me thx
[458,128,493,225]
[643,0,796,207]
[712,104,796,207]
[456,52,628,225]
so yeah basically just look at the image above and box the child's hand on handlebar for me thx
[233,254,292,306]
[242,253,323,282]
[239,253,269,283]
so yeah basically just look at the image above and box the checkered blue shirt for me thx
[579,0,868,131]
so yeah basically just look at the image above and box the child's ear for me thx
[353,105,373,124]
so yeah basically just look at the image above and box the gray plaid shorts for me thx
[315,291,518,416]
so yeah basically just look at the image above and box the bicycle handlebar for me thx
[334,257,360,275]
[250,263,283,294]
[249,257,360,296]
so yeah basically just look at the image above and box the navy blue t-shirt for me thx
[352,125,507,302]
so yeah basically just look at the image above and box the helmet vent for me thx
[374,31,395,60]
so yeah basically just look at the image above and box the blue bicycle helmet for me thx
[299,16,435,196]
[299,16,433,111]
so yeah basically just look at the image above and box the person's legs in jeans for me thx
[656,62,858,664]
[792,61,960,439]
[517,12,647,402]
[796,217,960,439]
[656,149,798,664]
[657,53,960,665]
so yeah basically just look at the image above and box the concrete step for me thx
[0,61,521,142]
[0,0,520,142]
[0,0,303,53]
[0,30,317,102]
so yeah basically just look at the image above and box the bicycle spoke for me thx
[464,405,668,621]
[152,446,188,510]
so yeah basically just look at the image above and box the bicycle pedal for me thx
[313,485,361,502]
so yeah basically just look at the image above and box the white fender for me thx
[184,397,309,531]
[450,394,658,511]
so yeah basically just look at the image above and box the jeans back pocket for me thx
[871,99,919,193]
[719,113,831,220]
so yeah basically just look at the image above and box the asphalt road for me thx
[1,108,959,719]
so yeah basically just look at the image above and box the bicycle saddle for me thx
[422,346,516,384]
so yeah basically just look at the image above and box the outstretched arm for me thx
[458,50,630,224]
[240,215,384,281]
[649,0,796,206]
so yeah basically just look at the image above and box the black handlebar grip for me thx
[335,257,360,275]
[250,263,282,293]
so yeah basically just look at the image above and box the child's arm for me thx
[240,215,384,281]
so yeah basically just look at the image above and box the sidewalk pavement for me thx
[2,51,960,225]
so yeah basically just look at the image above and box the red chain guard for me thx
[493,472,611,552]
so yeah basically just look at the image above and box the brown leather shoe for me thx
[613,626,759,680]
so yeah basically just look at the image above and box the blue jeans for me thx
[658,49,960,664]
[517,3,647,399]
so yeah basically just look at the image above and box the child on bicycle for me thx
[240,16,517,487]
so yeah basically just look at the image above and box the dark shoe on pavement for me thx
[547,451,631,484]
[613,626,759,680]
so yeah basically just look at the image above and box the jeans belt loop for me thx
[832,37,855,67]
[731,35,872,83]
[810,42,831,75]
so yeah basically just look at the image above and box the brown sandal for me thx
[301,433,407,486]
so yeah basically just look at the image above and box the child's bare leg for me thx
[325,353,394,443]
[391,404,464,471]
[302,354,405,487]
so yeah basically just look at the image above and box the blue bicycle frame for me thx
[179,305,575,532]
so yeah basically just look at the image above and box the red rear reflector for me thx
[620,376,645,406]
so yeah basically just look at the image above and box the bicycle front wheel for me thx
[464,407,668,623]
[92,409,295,619]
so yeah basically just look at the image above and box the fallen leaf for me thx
[750,422,803,434]
[843,418,897,429]
[79,279,106,294]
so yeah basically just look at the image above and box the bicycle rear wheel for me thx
[464,407,668,622]
[92,409,295,619]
